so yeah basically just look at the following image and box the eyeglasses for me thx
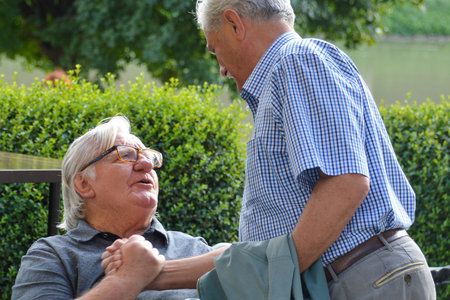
[80,145,163,171]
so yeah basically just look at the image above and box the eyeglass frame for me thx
[79,145,163,172]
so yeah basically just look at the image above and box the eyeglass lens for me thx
[117,146,161,166]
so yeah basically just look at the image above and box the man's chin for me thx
[236,82,243,92]
[134,193,158,208]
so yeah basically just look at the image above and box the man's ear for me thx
[223,9,246,40]
[73,174,95,199]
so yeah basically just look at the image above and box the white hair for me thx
[58,116,131,230]
[196,0,295,31]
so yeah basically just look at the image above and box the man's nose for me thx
[134,153,154,171]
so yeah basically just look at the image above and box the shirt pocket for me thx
[245,137,267,205]
[245,136,302,203]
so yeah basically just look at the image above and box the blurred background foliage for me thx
[0,0,424,85]
[382,0,450,35]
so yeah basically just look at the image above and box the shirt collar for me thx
[143,217,168,244]
[68,217,168,244]
[241,31,301,117]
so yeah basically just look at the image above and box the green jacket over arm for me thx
[198,233,330,300]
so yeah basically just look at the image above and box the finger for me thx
[108,267,118,275]
[101,250,112,260]
[106,238,128,252]
[101,251,122,270]
[106,265,117,276]
[151,247,160,256]
[106,241,123,253]
[127,235,145,243]
[101,256,110,270]
[105,260,122,275]
[158,253,166,263]
[106,267,116,276]
[101,253,115,270]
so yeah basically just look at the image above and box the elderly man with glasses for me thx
[12,116,226,300]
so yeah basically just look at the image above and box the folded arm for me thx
[292,172,369,271]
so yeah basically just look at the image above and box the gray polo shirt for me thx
[12,218,212,299]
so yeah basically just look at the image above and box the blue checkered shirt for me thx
[239,32,415,265]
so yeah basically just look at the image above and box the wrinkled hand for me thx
[102,235,165,289]
[102,238,128,275]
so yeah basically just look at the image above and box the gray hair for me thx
[58,116,131,230]
[196,0,295,31]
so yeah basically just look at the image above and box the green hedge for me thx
[380,97,449,298]
[0,72,250,299]
[1,71,448,298]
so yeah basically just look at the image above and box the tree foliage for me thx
[292,0,422,46]
[382,0,450,36]
[0,0,422,84]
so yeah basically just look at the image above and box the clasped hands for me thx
[101,235,165,290]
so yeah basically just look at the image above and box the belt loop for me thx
[377,234,394,251]
[326,264,339,282]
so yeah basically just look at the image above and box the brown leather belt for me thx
[324,229,408,282]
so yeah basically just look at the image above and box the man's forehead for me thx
[115,133,144,147]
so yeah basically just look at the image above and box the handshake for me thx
[101,235,165,291]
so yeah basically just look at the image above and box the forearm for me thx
[77,275,143,300]
[292,173,369,271]
[147,245,230,290]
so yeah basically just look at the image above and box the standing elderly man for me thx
[12,116,224,300]
[193,0,436,299]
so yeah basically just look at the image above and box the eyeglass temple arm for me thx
[81,146,117,171]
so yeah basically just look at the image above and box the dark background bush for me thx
[0,74,250,299]
[380,97,449,298]
[0,74,448,298]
